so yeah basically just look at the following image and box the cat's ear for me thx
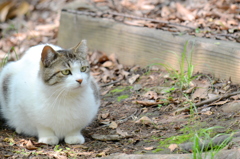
[71,40,88,58]
[41,45,58,67]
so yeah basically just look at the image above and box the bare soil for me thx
[1,69,240,158]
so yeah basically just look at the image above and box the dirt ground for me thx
[1,68,240,158]
[0,0,240,159]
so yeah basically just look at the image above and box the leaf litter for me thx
[0,0,240,158]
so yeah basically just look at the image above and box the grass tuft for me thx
[1,47,19,68]
[152,41,196,91]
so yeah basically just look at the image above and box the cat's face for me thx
[39,40,90,90]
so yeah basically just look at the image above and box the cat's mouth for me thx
[73,84,82,90]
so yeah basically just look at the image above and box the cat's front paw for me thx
[16,127,22,134]
[65,135,85,144]
[38,136,59,145]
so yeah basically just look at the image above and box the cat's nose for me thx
[76,79,83,84]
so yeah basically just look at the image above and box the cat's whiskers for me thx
[43,87,63,103]
[48,87,67,109]
[63,89,71,107]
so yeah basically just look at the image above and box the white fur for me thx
[0,44,100,145]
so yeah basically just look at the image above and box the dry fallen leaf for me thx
[176,3,195,21]
[133,84,142,91]
[144,146,154,150]
[192,79,211,100]
[183,86,195,94]
[101,112,110,119]
[142,107,148,113]
[96,151,106,157]
[26,140,38,150]
[0,1,13,22]
[168,144,178,152]
[98,54,109,63]
[208,93,218,99]
[90,51,105,65]
[108,53,118,64]
[212,100,229,106]
[221,101,240,113]
[99,119,111,125]
[71,145,88,149]
[143,91,158,100]
[128,74,140,85]
[230,95,240,100]
[201,107,212,112]
[7,1,30,20]
[92,134,122,141]
[124,20,145,27]
[102,61,113,68]
[3,137,15,144]
[121,70,130,78]
[161,6,171,17]
[135,100,163,106]
[94,0,107,2]
[136,116,152,125]
[116,127,129,137]
[202,111,212,115]
[109,121,118,129]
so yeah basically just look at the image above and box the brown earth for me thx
[1,68,240,158]
[0,0,240,159]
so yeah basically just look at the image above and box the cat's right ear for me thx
[71,40,88,58]
[41,45,58,67]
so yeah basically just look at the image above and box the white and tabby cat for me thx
[0,40,100,145]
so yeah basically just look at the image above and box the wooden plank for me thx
[58,10,240,83]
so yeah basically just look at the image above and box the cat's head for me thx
[39,40,90,90]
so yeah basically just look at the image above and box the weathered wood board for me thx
[58,10,240,83]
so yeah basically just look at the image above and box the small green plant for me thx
[1,47,19,68]
[163,87,176,93]
[117,94,129,102]
[12,47,19,60]
[154,125,228,155]
[2,24,18,38]
[192,126,231,159]
[13,149,30,155]
[153,41,195,91]
[1,50,11,68]
[54,145,63,152]
[106,86,132,102]
[110,87,126,93]
[195,28,201,33]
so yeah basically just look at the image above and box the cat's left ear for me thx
[71,40,88,58]
[41,45,59,67]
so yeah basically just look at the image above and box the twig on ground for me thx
[100,79,122,87]
[175,90,240,114]
[195,90,240,107]
[96,109,139,130]
[117,109,140,124]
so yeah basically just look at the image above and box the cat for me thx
[0,40,100,145]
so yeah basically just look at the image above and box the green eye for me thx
[61,69,71,75]
[80,66,87,72]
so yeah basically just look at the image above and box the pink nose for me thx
[76,79,83,84]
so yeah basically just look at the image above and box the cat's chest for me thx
[38,92,96,122]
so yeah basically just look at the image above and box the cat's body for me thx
[0,40,100,145]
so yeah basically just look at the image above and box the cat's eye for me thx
[80,66,88,72]
[61,69,71,75]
